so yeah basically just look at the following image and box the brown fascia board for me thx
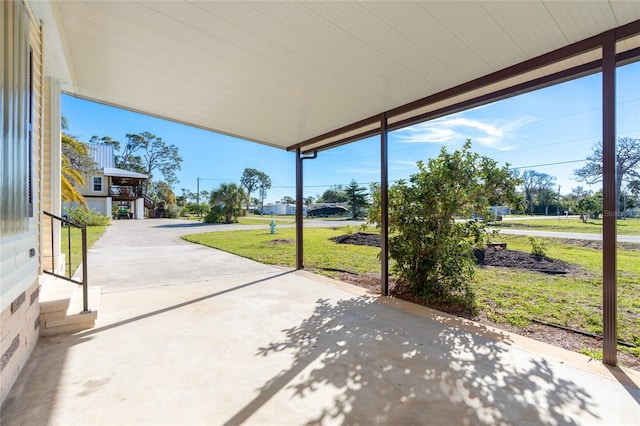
[288,19,640,154]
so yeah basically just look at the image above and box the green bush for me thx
[203,207,225,223]
[165,204,182,218]
[528,237,548,257]
[65,206,110,227]
[377,141,520,309]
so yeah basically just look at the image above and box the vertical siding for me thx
[1,7,43,405]
[0,5,42,313]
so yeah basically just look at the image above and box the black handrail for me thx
[43,211,89,313]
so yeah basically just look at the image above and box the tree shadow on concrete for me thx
[225,296,598,425]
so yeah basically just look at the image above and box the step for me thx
[39,275,100,337]
[39,275,75,314]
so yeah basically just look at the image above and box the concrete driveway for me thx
[2,219,639,425]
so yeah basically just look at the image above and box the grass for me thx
[496,217,640,235]
[183,227,640,354]
[183,227,380,275]
[476,234,640,346]
[60,225,107,278]
[237,217,295,225]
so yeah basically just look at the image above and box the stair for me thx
[39,275,100,337]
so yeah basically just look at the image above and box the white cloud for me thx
[390,160,419,171]
[394,113,534,151]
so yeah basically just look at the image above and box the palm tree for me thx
[61,134,88,207]
[211,183,245,223]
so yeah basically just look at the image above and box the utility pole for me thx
[557,185,561,216]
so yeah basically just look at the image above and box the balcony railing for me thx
[109,185,143,198]
[43,211,89,313]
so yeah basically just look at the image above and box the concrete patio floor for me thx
[2,219,639,425]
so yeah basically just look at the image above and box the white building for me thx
[261,203,306,216]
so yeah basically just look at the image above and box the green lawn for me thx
[237,217,295,225]
[496,217,640,235]
[183,227,640,357]
[61,225,107,278]
[183,227,380,275]
[475,235,639,351]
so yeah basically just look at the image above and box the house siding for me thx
[0,9,43,405]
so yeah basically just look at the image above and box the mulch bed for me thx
[330,232,381,247]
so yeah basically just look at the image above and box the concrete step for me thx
[39,275,100,337]
[39,275,74,314]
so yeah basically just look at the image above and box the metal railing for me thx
[43,211,89,313]
[108,185,143,198]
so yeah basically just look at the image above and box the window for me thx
[92,176,103,192]
[1,1,31,235]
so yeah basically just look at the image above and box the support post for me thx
[381,113,389,296]
[295,148,318,270]
[602,30,617,366]
[295,147,304,270]
[81,226,89,313]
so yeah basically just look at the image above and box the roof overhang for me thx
[103,168,148,180]
[43,1,640,151]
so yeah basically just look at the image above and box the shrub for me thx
[528,237,548,257]
[373,141,520,309]
[203,207,225,223]
[65,206,110,227]
[165,204,182,218]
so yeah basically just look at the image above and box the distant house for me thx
[261,203,306,216]
[80,144,151,219]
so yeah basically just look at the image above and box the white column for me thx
[106,197,112,218]
[43,78,62,271]
[135,198,144,219]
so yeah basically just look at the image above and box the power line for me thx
[510,159,588,169]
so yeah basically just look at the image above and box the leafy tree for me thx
[126,132,182,190]
[210,182,245,223]
[576,191,603,221]
[629,180,640,209]
[258,174,272,214]
[148,181,176,204]
[521,170,556,215]
[370,141,520,307]
[241,168,264,211]
[241,168,270,213]
[89,135,121,152]
[93,132,182,194]
[176,188,192,206]
[304,196,315,206]
[344,180,368,219]
[563,186,589,214]
[318,185,347,203]
[281,196,295,204]
[574,137,640,205]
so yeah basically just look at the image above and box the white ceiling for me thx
[51,1,640,150]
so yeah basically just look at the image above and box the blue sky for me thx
[62,62,639,204]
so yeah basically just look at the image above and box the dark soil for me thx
[474,246,575,274]
[264,239,294,245]
[330,232,381,247]
[330,232,640,370]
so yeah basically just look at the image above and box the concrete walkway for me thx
[2,219,639,425]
